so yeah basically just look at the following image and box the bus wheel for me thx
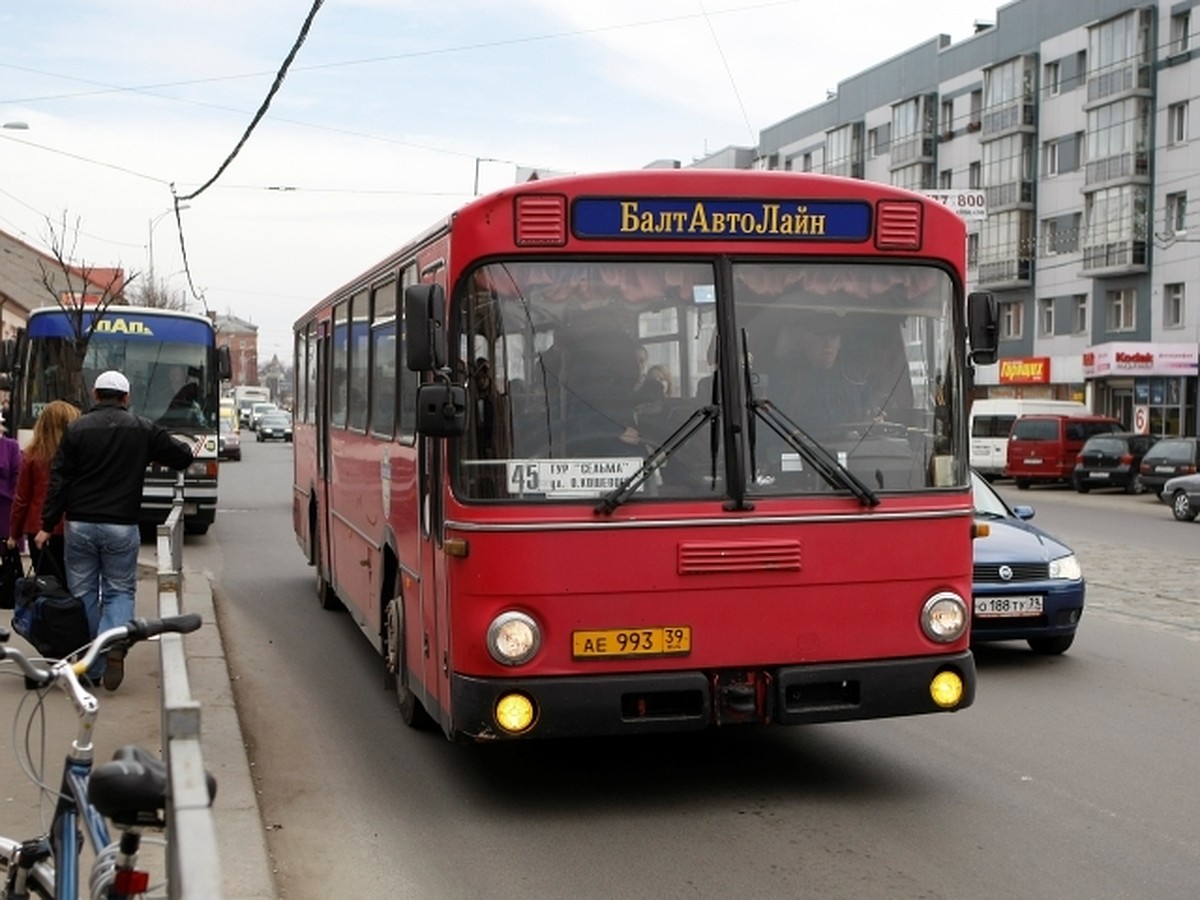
[386,597,431,729]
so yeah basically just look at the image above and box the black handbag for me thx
[0,543,22,610]
[10,558,91,660]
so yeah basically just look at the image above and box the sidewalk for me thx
[0,553,277,899]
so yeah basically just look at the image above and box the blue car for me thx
[970,470,1084,655]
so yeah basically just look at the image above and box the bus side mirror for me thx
[217,345,233,381]
[967,291,998,366]
[405,284,446,372]
[415,381,467,437]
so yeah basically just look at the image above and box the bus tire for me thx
[386,596,431,729]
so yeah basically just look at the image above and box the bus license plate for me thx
[572,626,692,659]
[974,596,1043,618]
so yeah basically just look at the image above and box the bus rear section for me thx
[293,169,997,742]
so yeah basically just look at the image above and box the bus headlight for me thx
[1048,554,1081,581]
[486,612,541,666]
[921,592,968,643]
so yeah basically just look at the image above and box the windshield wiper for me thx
[741,330,878,507]
[594,404,719,515]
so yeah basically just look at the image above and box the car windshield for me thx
[262,414,289,425]
[1083,437,1124,454]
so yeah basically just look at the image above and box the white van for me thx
[969,398,1088,478]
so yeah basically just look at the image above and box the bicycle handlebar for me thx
[0,614,202,686]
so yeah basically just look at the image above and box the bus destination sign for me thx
[572,197,872,241]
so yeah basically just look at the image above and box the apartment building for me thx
[703,0,1199,436]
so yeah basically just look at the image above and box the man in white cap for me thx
[35,369,196,689]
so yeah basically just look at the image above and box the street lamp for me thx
[147,204,189,285]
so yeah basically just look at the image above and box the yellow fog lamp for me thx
[494,692,536,734]
[930,670,965,709]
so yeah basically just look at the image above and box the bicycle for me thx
[0,615,212,899]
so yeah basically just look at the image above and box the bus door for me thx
[315,322,334,583]
[416,431,447,717]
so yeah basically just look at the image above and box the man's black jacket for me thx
[42,400,194,528]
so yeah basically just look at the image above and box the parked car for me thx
[1137,436,1200,497]
[218,417,241,461]
[1006,414,1122,488]
[1159,472,1200,521]
[256,412,292,442]
[1072,432,1159,493]
[969,398,1087,480]
[970,470,1084,655]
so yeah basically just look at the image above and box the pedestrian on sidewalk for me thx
[35,370,196,689]
[0,413,22,547]
[8,399,81,576]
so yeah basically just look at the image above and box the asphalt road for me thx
[207,449,1200,899]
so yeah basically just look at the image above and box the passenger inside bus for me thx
[556,325,643,457]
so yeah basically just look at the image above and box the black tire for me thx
[1075,481,1090,493]
[1171,490,1198,522]
[385,596,431,728]
[1015,478,1031,490]
[0,837,55,899]
[1028,634,1074,655]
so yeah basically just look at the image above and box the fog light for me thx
[930,670,964,708]
[487,612,541,666]
[495,693,536,734]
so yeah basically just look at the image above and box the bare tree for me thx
[34,211,141,403]
[131,275,189,310]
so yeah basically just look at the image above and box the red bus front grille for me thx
[678,540,802,574]
[515,194,567,246]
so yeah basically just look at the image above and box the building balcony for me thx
[1081,240,1147,274]
[981,101,1035,136]
[984,180,1034,209]
[1084,151,1149,186]
[1085,62,1151,105]
[889,135,936,167]
[977,257,1033,287]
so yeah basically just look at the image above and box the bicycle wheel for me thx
[0,835,55,899]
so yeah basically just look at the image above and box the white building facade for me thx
[707,0,1200,435]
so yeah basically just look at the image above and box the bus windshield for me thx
[456,258,959,502]
[25,335,218,429]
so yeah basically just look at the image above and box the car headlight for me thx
[921,591,968,643]
[1049,554,1082,581]
[486,611,541,666]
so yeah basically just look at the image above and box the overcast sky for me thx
[1,0,1003,362]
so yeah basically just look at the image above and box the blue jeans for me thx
[64,521,140,679]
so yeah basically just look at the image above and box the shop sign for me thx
[1082,342,1199,377]
[998,357,1050,384]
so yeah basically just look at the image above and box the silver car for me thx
[1161,472,1200,521]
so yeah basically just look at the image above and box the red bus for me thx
[293,169,997,741]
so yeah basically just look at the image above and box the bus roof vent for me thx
[515,194,567,246]
[875,201,922,251]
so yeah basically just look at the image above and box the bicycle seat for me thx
[89,744,216,827]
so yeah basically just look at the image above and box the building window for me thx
[1167,191,1187,233]
[1106,288,1136,332]
[1044,140,1059,177]
[1044,61,1061,97]
[969,161,982,189]
[969,90,982,130]
[939,168,952,189]
[1165,283,1185,328]
[1169,102,1188,146]
[967,233,979,269]
[1042,219,1059,256]
[1072,295,1088,334]
[1171,11,1191,55]
[1000,300,1023,339]
[868,127,882,157]
[941,99,954,135]
[1038,298,1054,336]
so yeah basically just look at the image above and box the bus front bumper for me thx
[449,652,976,740]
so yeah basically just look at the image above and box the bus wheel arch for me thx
[383,557,431,729]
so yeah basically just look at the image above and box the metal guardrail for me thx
[156,480,224,898]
